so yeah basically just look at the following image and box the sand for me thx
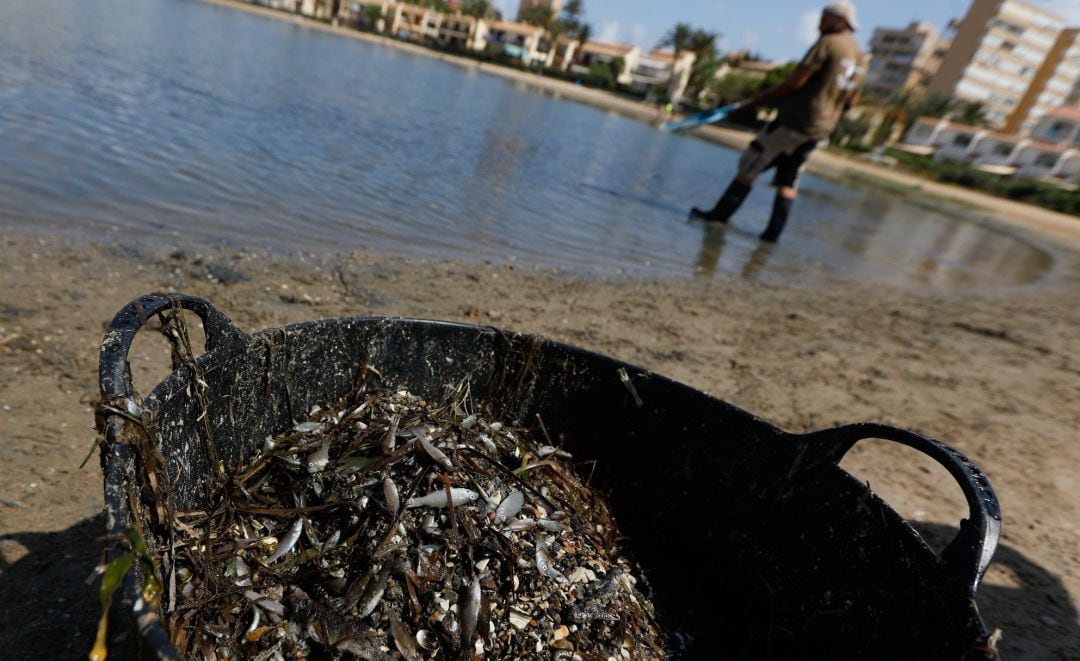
[0,230,1078,658]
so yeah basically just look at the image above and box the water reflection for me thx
[0,0,1057,290]
[693,224,777,281]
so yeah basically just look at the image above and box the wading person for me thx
[690,2,865,242]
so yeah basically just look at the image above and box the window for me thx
[953,134,973,147]
[994,143,1014,156]
[1035,153,1058,167]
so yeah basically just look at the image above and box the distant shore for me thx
[199,0,1080,253]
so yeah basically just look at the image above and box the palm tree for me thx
[658,23,694,57]
[461,0,493,20]
[520,4,555,28]
[954,100,990,127]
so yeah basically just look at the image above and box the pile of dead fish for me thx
[163,385,666,659]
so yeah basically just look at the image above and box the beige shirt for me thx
[777,32,865,140]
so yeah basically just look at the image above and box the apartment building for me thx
[630,50,696,102]
[1004,28,1080,133]
[926,0,1065,131]
[903,115,1080,184]
[570,41,641,86]
[865,21,948,99]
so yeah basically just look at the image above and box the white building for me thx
[902,115,1080,184]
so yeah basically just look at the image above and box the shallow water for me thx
[0,0,1055,289]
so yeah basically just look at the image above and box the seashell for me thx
[416,629,439,651]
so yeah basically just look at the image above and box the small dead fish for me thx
[320,530,341,556]
[535,537,566,583]
[357,567,391,618]
[383,477,400,514]
[244,590,285,617]
[293,421,323,433]
[421,513,440,536]
[406,488,479,509]
[506,518,538,532]
[494,491,525,525]
[536,519,568,533]
[381,416,400,454]
[390,615,422,661]
[418,434,453,470]
[264,518,303,563]
[306,440,330,474]
[459,576,481,649]
[231,555,252,587]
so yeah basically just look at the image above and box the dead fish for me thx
[231,554,252,587]
[244,590,285,617]
[459,576,481,650]
[357,567,391,618]
[263,518,303,564]
[494,491,525,525]
[306,440,330,474]
[418,434,453,470]
[293,421,323,433]
[406,488,479,509]
[383,477,400,514]
[381,415,399,454]
[390,615,422,661]
[535,536,566,583]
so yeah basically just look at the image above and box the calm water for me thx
[0,0,1056,288]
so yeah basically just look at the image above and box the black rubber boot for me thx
[690,180,751,222]
[760,194,793,242]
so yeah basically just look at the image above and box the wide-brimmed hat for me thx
[824,1,858,30]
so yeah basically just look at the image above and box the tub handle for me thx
[99,292,250,401]
[794,423,1001,594]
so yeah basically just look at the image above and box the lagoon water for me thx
[0,0,1055,288]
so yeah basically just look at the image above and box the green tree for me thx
[759,61,798,89]
[362,4,383,27]
[954,99,990,127]
[708,72,759,105]
[521,4,555,28]
[657,23,695,56]
[461,0,494,19]
[916,93,954,120]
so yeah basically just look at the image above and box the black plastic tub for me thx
[97,293,1002,659]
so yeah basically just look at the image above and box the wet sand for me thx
[1,232,1078,658]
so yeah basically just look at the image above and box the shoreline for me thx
[198,0,1080,255]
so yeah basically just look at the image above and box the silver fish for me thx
[460,576,481,649]
[264,518,303,563]
[244,590,285,616]
[406,488,479,509]
[494,490,525,525]
[419,434,454,470]
[306,440,330,474]
[357,567,391,618]
[390,615,422,661]
[381,415,399,454]
[535,536,566,583]
[383,477,400,514]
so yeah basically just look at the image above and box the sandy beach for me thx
[1,230,1078,658]
[1,2,1079,659]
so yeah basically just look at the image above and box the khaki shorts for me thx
[737,124,819,189]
